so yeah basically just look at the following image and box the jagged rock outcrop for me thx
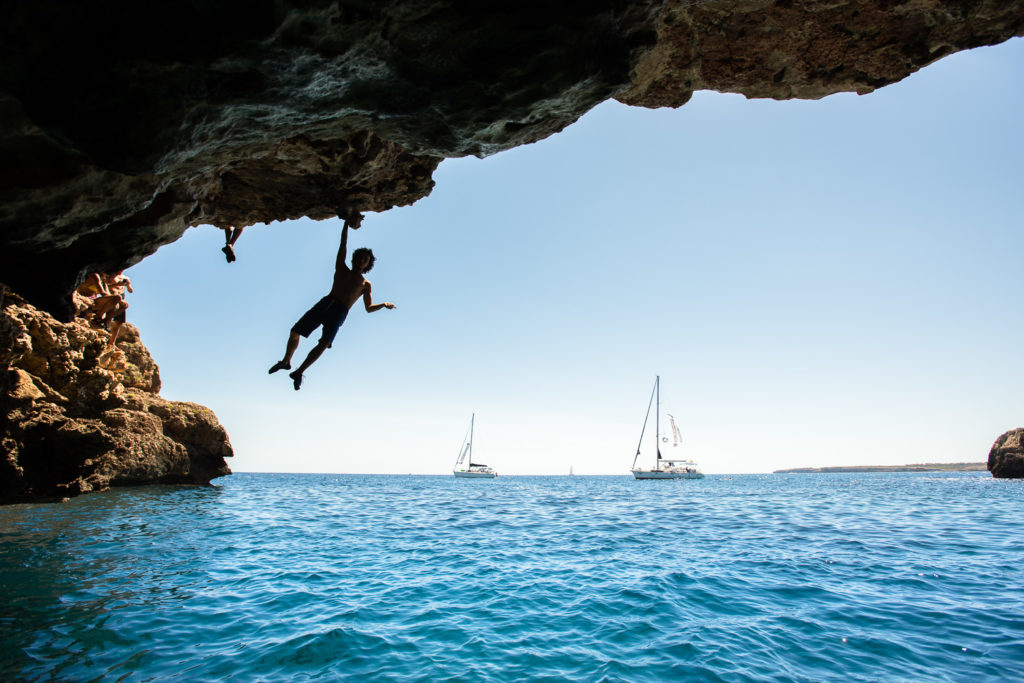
[988,429,1024,479]
[1,288,232,503]
[620,0,1024,107]
[1,1,1022,318]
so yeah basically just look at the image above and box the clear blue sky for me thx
[127,39,1023,475]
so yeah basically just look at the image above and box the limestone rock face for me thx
[2,1,1021,318]
[1,289,232,504]
[988,429,1024,479]
[619,0,1024,107]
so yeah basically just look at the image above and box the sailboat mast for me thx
[469,413,475,463]
[656,375,661,462]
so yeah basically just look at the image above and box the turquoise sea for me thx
[2,472,1023,681]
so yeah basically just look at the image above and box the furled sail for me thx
[668,413,683,448]
[456,442,470,466]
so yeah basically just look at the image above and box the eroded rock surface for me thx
[988,429,1024,479]
[2,1,1021,318]
[620,0,1024,107]
[1,288,232,503]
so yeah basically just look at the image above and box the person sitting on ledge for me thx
[74,272,111,326]
[91,271,131,329]
[98,271,132,348]
[268,208,396,390]
[221,225,245,262]
[75,272,109,301]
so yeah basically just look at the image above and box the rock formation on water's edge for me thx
[988,430,1024,479]
[1,288,232,504]
[2,2,1023,491]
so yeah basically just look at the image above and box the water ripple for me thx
[2,473,1023,681]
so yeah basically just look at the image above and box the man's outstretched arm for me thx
[362,282,396,312]
[335,219,350,272]
[334,211,364,271]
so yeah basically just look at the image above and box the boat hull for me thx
[453,470,497,478]
[631,469,704,480]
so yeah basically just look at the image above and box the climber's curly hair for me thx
[352,247,375,273]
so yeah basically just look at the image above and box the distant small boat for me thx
[630,376,704,480]
[569,465,574,477]
[453,413,497,478]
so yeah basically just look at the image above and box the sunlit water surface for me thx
[2,473,1023,681]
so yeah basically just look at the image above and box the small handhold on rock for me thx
[8,368,46,401]
[97,347,127,372]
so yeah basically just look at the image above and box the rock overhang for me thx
[1,0,1022,318]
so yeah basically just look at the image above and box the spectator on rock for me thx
[87,271,132,347]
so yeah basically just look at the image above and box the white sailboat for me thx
[453,413,497,478]
[630,376,704,480]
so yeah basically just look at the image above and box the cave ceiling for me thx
[1,0,1021,318]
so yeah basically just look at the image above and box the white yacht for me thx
[453,413,497,478]
[630,376,704,480]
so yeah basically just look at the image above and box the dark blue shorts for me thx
[291,296,349,347]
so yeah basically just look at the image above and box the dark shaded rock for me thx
[0,0,661,317]
[988,429,1024,479]
[1,287,232,504]
[2,1,1020,318]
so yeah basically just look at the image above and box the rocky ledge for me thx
[988,429,1024,479]
[1,287,232,504]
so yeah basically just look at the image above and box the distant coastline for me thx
[773,462,986,473]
